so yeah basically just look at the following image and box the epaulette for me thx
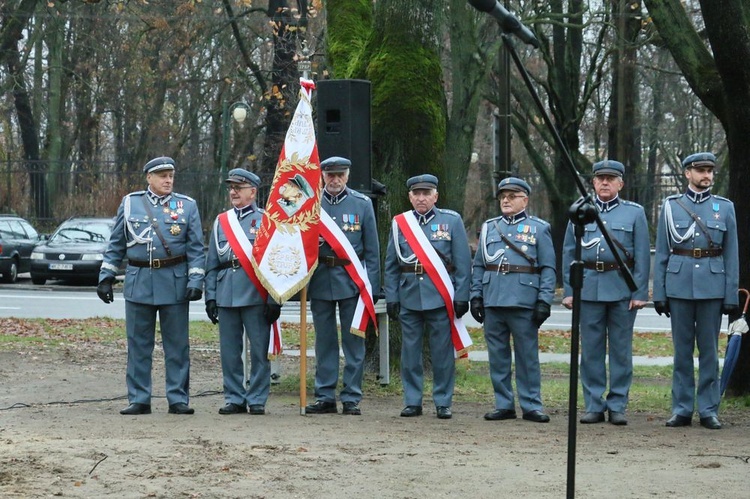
[348,189,370,201]
[666,193,681,200]
[128,190,146,197]
[438,208,461,218]
[257,207,266,214]
[621,199,644,209]
[529,215,550,226]
[173,192,195,202]
[712,194,731,202]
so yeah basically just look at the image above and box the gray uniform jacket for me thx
[205,206,268,307]
[470,213,556,308]
[385,208,471,311]
[562,199,650,302]
[99,191,205,304]
[308,188,380,300]
[653,192,739,305]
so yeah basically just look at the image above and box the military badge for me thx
[170,224,181,235]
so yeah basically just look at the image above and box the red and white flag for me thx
[252,79,322,303]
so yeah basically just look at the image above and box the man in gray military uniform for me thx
[384,174,471,420]
[562,160,650,426]
[305,156,380,416]
[204,168,282,415]
[97,156,205,415]
[653,152,739,430]
[470,177,555,423]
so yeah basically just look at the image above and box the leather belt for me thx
[671,248,723,258]
[319,255,351,267]
[219,258,242,270]
[485,263,540,274]
[400,263,456,274]
[582,259,634,272]
[129,254,187,269]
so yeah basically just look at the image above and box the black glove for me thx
[722,304,739,317]
[205,300,219,324]
[654,301,670,318]
[470,297,484,324]
[96,277,115,304]
[185,287,203,302]
[454,301,469,319]
[264,303,282,323]
[531,301,551,327]
[373,289,384,306]
[387,302,400,321]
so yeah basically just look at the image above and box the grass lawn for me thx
[1,317,749,414]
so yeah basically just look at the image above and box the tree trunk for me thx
[607,0,642,202]
[262,0,301,176]
[0,0,50,219]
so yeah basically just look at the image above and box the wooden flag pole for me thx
[299,287,308,415]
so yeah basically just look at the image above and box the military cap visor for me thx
[407,174,439,191]
[593,160,625,177]
[143,156,175,174]
[496,177,531,196]
[682,152,717,169]
[225,168,261,187]
[320,156,352,173]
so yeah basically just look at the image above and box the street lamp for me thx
[220,100,250,179]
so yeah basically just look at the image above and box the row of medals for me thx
[341,213,360,232]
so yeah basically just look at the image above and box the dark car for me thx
[0,214,41,283]
[30,217,116,285]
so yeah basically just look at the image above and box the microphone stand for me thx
[499,33,638,498]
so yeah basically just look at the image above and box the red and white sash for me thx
[394,212,472,358]
[218,210,282,358]
[319,210,377,337]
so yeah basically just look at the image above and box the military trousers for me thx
[310,296,365,404]
[218,304,271,406]
[399,306,455,408]
[484,307,543,414]
[579,300,636,414]
[669,298,722,418]
[125,300,190,406]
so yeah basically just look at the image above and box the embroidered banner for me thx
[251,78,322,304]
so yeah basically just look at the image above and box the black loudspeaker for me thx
[316,79,372,193]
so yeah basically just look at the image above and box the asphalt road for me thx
[0,273,693,333]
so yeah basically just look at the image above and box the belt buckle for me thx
[414,263,423,274]
[325,255,336,267]
[595,261,605,272]
[231,258,241,269]
[152,258,161,269]
[693,248,703,258]
[499,263,509,274]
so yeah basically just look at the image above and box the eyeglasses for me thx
[226,185,254,192]
[498,193,526,201]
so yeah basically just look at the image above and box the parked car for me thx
[30,217,116,285]
[0,214,41,283]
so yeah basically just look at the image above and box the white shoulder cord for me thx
[481,221,506,263]
[664,200,695,247]
[124,195,153,248]
[391,218,417,264]
[213,217,231,256]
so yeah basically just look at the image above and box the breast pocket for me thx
[610,222,633,245]
[706,220,726,246]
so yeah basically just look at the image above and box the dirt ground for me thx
[1,342,749,499]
